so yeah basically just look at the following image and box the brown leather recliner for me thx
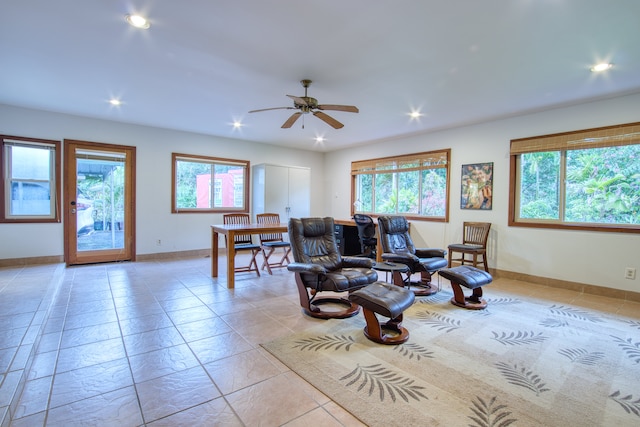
[287,217,378,319]
[377,215,448,296]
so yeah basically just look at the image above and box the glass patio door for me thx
[64,140,136,265]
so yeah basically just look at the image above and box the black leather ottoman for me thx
[349,282,415,344]
[438,265,492,309]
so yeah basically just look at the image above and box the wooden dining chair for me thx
[447,222,491,272]
[256,213,291,274]
[223,213,261,277]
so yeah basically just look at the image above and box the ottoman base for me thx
[349,282,415,345]
[438,265,493,310]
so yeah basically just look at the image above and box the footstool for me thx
[438,265,492,310]
[349,282,415,345]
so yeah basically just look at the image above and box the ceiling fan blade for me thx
[248,107,294,113]
[313,111,344,129]
[281,112,302,128]
[317,104,359,113]
[286,95,308,106]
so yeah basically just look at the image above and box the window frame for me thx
[1,135,61,223]
[351,149,451,222]
[171,152,250,214]
[508,122,640,234]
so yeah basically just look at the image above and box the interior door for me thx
[64,139,136,265]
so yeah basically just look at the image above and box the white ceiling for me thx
[1,1,639,152]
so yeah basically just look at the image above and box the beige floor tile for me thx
[49,358,133,408]
[13,376,52,419]
[204,348,283,394]
[175,316,233,342]
[617,301,640,318]
[128,343,200,384]
[45,386,143,427]
[225,373,320,426]
[571,293,625,311]
[55,337,127,374]
[283,370,332,405]
[283,406,345,426]
[145,396,243,426]
[137,365,220,423]
[322,401,368,426]
[187,330,253,365]
[122,326,186,356]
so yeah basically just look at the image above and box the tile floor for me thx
[1,255,638,426]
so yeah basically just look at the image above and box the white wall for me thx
[2,94,640,293]
[324,92,640,293]
[0,104,325,258]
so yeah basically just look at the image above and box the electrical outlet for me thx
[625,267,636,280]
[156,239,162,246]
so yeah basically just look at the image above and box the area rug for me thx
[262,284,640,426]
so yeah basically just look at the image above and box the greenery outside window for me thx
[509,122,640,233]
[1,135,61,223]
[351,149,450,222]
[172,153,250,213]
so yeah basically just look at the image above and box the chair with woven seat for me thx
[447,222,491,272]
[256,213,291,274]
[287,217,379,319]
[353,213,377,259]
[377,215,448,296]
[223,213,261,277]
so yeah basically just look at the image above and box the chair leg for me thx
[481,254,489,272]
[231,249,261,277]
[260,246,291,275]
[261,246,274,275]
[250,249,260,277]
[282,247,291,265]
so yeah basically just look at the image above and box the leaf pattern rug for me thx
[262,284,640,426]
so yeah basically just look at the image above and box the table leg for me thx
[392,270,404,287]
[226,231,235,289]
[211,230,219,277]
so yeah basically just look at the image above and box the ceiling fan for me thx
[249,79,359,129]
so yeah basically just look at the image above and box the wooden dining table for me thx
[211,222,288,289]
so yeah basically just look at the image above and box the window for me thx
[351,150,450,221]
[509,122,640,233]
[1,135,61,223]
[172,153,250,213]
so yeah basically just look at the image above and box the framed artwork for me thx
[460,162,493,210]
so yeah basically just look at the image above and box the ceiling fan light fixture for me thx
[125,14,150,29]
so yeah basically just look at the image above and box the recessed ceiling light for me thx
[590,62,612,72]
[232,121,243,128]
[408,111,423,119]
[109,99,122,106]
[125,14,150,29]
[314,136,325,143]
